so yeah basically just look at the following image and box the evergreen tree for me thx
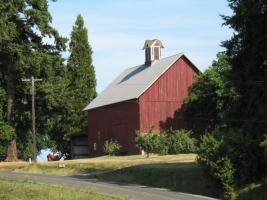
[222,0,267,133]
[0,0,67,161]
[193,1,267,197]
[66,14,97,136]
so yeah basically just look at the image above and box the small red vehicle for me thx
[47,153,60,161]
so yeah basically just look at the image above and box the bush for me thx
[198,133,235,200]
[135,130,163,158]
[103,140,121,156]
[167,129,196,154]
[135,129,196,157]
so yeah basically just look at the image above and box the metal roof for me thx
[84,53,183,111]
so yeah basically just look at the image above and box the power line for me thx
[92,107,267,123]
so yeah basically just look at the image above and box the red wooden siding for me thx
[139,56,198,133]
[87,100,140,157]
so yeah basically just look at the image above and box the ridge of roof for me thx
[125,53,181,70]
[84,53,195,111]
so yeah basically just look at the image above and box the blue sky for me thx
[48,0,233,92]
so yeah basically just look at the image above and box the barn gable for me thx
[139,56,199,132]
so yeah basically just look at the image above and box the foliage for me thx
[103,140,121,156]
[198,128,267,200]
[222,0,267,184]
[135,129,196,157]
[0,122,15,141]
[198,132,235,200]
[222,0,267,134]
[0,0,68,160]
[184,1,267,198]
[183,52,238,131]
[166,129,196,154]
[135,129,163,158]
[0,113,15,161]
[65,14,97,135]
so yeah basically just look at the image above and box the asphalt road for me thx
[0,172,217,200]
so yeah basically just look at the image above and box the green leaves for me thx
[135,129,196,158]
[103,140,121,156]
[63,14,97,138]
[0,0,68,160]
[183,53,238,131]
[135,130,162,158]
[198,133,235,200]
[167,129,196,154]
[0,122,15,141]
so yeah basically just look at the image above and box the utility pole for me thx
[22,76,42,161]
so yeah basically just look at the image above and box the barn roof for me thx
[84,53,196,111]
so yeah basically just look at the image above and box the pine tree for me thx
[66,14,97,135]
[0,0,67,161]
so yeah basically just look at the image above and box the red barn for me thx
[84,39,200,157]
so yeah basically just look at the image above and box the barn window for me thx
[93,142,97,151]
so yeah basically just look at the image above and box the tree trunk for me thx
[5,77,18,162]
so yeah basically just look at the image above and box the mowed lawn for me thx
[0,178,122,200]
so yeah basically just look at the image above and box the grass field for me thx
[0,154,266,200]
[0,154,221,198]
[0,154,197,175]
[0,178,123,200]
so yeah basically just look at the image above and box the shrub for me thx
[135,129,196,157]
[135,130,163,158]
[221,129,265,184]
[198,133,235,200]
[103,140,121,156]
[167,129,196,154]
[157,134,169,155]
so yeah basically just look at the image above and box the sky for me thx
[38,0,233,161]
[48,0,233,92]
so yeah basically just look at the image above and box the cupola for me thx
[143,39,164,66]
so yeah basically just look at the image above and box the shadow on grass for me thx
[80,162,221,198]
[237,183,267,200]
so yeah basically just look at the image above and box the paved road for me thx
[0,172,217,200]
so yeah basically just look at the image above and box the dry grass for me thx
[0,154,197,175]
